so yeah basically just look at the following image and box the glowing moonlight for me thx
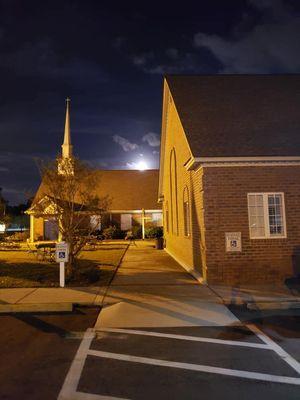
[137,161,148,171]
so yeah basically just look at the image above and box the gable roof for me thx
[32,169,161,211]
[94,169,161,210]
[166,74,300,157]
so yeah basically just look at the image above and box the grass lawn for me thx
[0,242,129,288]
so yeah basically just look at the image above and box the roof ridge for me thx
[165,73,300,78]
[95,169,159,172]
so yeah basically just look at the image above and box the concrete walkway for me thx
[95,241,239,328]
[2,240,298,314]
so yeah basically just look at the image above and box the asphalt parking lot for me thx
[0,307,299,400]
[0,307,100,400]
[59,307,300,400]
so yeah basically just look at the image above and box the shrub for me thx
[145,226,163,238]
[102,226,116,239]
[102,225,126,239]
[7,231,30,242]
[131,225,142,239]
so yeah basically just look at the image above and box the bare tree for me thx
[35,157,110,277]
[0,188,10,229]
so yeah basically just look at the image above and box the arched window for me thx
[183,186,191,237]
[169,148,178,235]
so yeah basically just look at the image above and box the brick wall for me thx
[203,166,300,284]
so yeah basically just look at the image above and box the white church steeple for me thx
[61,97,73,159]
[58,98,74,175]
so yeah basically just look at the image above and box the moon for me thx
[137,161,148,171]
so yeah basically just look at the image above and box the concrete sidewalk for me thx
[2,240,299,313]
[95,241,239,328]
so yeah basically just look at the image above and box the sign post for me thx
[55,242,69,287]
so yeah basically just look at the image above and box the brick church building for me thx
[159,75,300,285]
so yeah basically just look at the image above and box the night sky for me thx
[0,0,299,204]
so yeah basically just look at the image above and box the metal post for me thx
[30,214,35,243]
[60,262,65,287]
[142,208,145,240]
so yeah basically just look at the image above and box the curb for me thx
[247,301,300,311]
[0,302,73,313]
[97,242,130,308]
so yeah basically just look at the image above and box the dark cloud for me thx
[165,48,179,60]
[132,52,154,66]
[194,0,300,73]
[143,53,203,74]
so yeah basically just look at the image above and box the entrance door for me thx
[44,219,59,240]
[121,214,132,231]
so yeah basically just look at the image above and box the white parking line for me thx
[58,328,95,400]
[58,328,128,400]
[98,327,269,349]
[72,392,127,400]
[87,349,300,386]
[246,323,300,375]
[58,323,300,399]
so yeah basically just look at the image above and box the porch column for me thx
[142,208,145,240]
[29,215,35,242]
[58,218,63,242]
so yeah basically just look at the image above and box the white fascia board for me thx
[186,156,300,169]
[158,80,169,200]
[107,209,162,214]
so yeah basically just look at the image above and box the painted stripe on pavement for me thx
[58,329,128,400]
[87,349,300,386]
[246,323,300,375]
[98,327,268,349]
[58,328,95,400]
[72,391,128,400]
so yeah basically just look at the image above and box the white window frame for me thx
[247,192,287,239]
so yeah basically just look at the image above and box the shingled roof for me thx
[166,74,300,157]
[93,169,161,210]
[33,169,161,211]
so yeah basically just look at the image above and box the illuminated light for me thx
[137,161,148,171]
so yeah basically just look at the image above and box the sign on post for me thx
[55,242,69,287]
